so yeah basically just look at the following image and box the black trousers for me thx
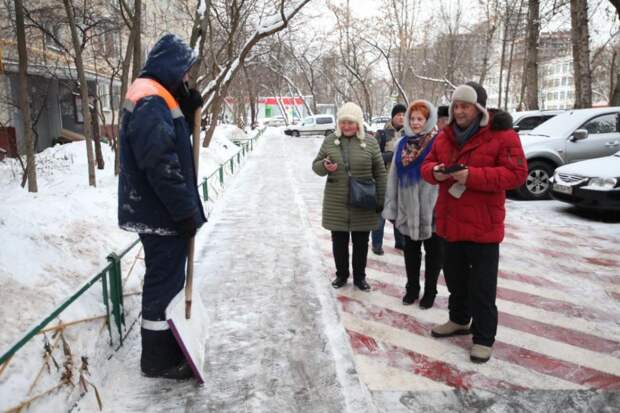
[331,231,370,281]
[443,241,499,347]
[403,233,444,295]
[139,234,188,372]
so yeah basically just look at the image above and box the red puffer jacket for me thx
[421,115,527,243]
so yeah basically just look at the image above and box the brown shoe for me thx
[431,320,471,338]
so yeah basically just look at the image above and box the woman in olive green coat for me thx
[312,102,387,290]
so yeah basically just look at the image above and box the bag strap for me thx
[338,143,352,177]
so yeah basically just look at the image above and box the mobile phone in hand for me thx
[443,163,467,174]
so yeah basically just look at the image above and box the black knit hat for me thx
[437,105,449,118]
[466,81,487,108]
[391,103,407,119]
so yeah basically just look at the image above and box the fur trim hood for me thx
[404,99,437,136]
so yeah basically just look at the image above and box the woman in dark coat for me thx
[312,102,387,290]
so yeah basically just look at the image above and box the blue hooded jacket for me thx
[118,34,206,235]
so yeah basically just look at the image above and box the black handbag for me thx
[339,144,377,210]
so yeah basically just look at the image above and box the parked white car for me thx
[517,107,620,199]
[550,151,620,211]
[284,115,336,137]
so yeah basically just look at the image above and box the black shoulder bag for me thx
[339,143,377,210]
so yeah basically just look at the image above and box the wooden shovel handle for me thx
[185,107,202,319]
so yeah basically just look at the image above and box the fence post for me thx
[106,253,125,344]
[219,166,224,185]
[230,158,234,174]
[101,271,113,345]
[202,178,209,202]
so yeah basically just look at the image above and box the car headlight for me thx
[588,177,618,189]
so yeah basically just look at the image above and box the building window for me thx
[98,82,111,111]
[111,85,121,111]
[562,77,568,86]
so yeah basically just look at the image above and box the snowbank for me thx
[0,125,248,411]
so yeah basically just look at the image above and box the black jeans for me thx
[139,234,188,372]
[403,233,444,295]
[443,241,499,347]
[331,231,370,282]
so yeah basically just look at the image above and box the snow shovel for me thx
[166,108,208,384]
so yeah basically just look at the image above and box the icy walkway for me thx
[79,129,372,412]
[80,128,620,412]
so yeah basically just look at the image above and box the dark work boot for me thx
[142,359,194,380]
[140,328,184,378]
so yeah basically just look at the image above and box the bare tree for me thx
[14,0,37,192]
[478,0,501,86]
[524,0,540,109]
[131,0,142,81]
[608,0,620,105]
[194,0,311,147]
[63,0,97,186]
[570,0,593,108]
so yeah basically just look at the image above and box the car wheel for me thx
[324,129,334,137]
[292,130,300,137]
[517,161,555,200]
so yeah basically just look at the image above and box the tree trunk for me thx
[570,0,593,108]
[131,0,142,81]
[243,64,257,129]
[92,104,104,169]
[14,0,37,192]
[525,0,540,110]
[63,0,96,186]
[608,1,620,105]
[611,50,620,105]
[497,16,509,108]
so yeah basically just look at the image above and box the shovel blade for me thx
[166,290,208,383]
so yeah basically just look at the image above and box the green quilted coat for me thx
[312,134,387,232]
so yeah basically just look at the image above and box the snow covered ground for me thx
[1,127,619,412]
[0,126,249,412]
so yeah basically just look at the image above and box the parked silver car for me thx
[517,107,620,199]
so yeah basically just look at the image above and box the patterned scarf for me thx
[395,132,435,187]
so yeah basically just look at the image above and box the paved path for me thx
[82,129,620,412]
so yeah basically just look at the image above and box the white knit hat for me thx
[449,83,489,127]
[335,102,366,146]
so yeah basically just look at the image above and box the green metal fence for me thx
[0,128,264,368]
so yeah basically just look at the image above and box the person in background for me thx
[421,81,527,363]
[436,105,449,131]
[383,100,444,308]
[312,102,387,291]
[372,104,407,255]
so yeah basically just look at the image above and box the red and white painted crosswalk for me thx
[309,214,620,393]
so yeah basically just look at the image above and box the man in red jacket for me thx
[421,82,527,363]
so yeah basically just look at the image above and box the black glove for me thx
[176,216,198,238]
[179,86,204,127]
[389,219,395,225]
[375,205,384,213]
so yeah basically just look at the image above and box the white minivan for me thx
[284,115,336,137]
